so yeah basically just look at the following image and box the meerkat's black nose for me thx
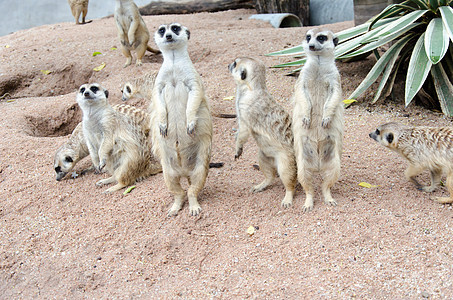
[166,34,173,41]
[84,91,90,97]
[309,45,316,51]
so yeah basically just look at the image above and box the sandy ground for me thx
[1,9,453,298]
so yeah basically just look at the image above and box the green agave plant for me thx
[267,0,453,116]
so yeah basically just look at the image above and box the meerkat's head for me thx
[76,83,109,107]
[54,146,79,181]
[303,28,338,57]
[369,122,407,149]
[121,82,134,101]
[154,23,190,51]
[228,57,266,89]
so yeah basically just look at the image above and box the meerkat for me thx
[68,0,91,25]
[77,83,161,193]
[54,122,91,181]
[292,28,343,212]
[370,122,453,204]
[228,57,297,208]
[114,0,160,67]
[150,23,212,216]
[121,71,158,101]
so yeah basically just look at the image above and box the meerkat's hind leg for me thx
[276,153,297,208]
[252,151,276,193]
[96,176,116,187]
[321,161,340,207]
[164,172,186,216]
[434,172,453,204]
[135,42,147,66]
[299,168,315,212]
[104,182,128,194]
[187,161,210,216]
[120,44,133,68]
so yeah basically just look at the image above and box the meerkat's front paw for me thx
[99,158,107,171]
[302,116,311,128]
[321,116,332,128]
[159,123,168,137]
[187,121,196,136]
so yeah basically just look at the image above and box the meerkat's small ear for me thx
[241,69,247,80]
[104,89,109,98]
[386,133,394,144]
[186,29,190,40]
[333,36,339,47]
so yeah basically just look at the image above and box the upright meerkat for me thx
[292,28,343,212]
[228,57,296,208]
[370,122,453,204]
[68,0,90,25]
[77,83,161,193]
[121,71,158,101]
[150,23,212,216]
[114,0,160,67]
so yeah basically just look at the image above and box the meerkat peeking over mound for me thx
[150,23,212,216]
[114,0,160,67]
[76,83,161,193]
[229,57,297,208]
[68,0,91,25]
[121,71,158,102]
[370,122,453,204]
[292,28,344,212]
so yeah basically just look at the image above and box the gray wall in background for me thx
[310,0,354,26]
[0,0,151,36]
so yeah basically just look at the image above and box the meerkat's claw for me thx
[302,117,310,128]
[189,205,202,216]
[159,124,168,137]
[99,159,106,171]
[321,117,331,128]
[187,122,196,136]
[235,147,243,160]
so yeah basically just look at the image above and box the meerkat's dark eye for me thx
[64,156,73,163]
[171,25,181,35]
[126,86,131,94]
[375,129,380,135]
[90,86,99,93]
[158,27,165,37]
[386,133,394,144]
[306,34,311,42]
[232,61,237,69]
[317,35,327,43]
[80,87,85,94]
[55,166,61,173]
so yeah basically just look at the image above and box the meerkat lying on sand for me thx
[121,71,158,101]
[370,122,453,204]
[68,0,91,25]
[114,0,160,67]
[150,23,212,216]
[229,57,297,208]
[77,83,161,193]
[292,28,344,212]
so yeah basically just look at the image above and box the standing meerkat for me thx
[68,0,91,25]
[292,28,344,212]
[150,23,212,216]
[114,0,160,67]
[77,83,161,193]
[228,57,297,208]
[121,71,158,101]
[370,122,453,204]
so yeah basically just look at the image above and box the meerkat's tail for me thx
[147,45,161,54]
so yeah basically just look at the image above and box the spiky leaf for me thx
[425,18,449,64]
[431,62,453,116]
[405,33,433,106]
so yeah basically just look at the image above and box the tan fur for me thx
[228,57,296,208]
[121,71,158,101]
[292,28,344,211]
[114,0,160,67]
[370,122,453,204]
[68,0,89,25]
[151,23,212,216]
[76,84,161,193]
